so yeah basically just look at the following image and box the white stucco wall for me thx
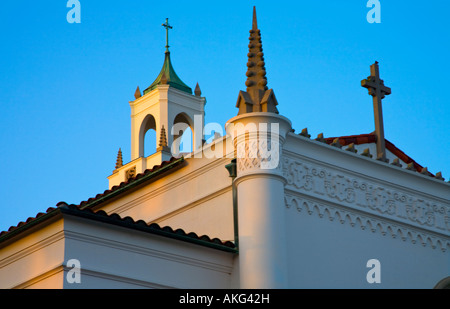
[62,215,236,289]
[0,219,65,289]
[282,133,450,288]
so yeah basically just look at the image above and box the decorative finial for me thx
[420,167,429,175]
[345,143,357,153]
[331,138,342,148]
[245,6,267,93]
[134,86,141,99]
[115,148,123,170]
[406,162,416,171]
[252,6,258,30]
[391,158,403,167]
[315,133,326,143]
[162,18,173,53]
[194,82,202,96]
[157,125,170,152]
[435,172,445,181]
[160,125,168,147]
[361,148,373,158]
[236,6,278,115]
[299,128,311,138]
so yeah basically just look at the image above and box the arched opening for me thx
[139,114,157,157]
[179,127,193,153]
[172,113,193,156]
[144,129,157,157]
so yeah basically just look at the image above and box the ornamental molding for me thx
[284,193,450,252]
[236,137,281,173]
[282,156,450,248]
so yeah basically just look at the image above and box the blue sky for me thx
[0,1,449,232]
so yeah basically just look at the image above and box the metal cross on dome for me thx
[361,61,392,162]
[162,18,173,52]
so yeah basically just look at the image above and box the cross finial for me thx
[162,18,173,52]
[361,61,392,162]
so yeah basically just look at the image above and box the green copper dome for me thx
[143,51,192,95]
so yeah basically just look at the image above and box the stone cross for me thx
[162,18,172,52]
[361,61,391,162]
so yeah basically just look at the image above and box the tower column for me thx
[226,112,291,288]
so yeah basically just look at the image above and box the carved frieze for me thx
[282,157,450,234]
[237,137,281,172]
[284,194,450,252]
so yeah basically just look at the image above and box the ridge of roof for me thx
[296,131,445,180]
[324,133,431,176]
[0,157,187,243]
[79,156,185,210]
[0,203,236,253]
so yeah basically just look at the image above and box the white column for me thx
[226,112,291,289]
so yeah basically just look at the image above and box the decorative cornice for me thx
[12,264,64,289]
[282,156,450,246]
[285,193,450,252]
[64,229,234,271]
[63,265,175,289]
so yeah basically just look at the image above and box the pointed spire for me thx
[236,6,278,115]
[115,148,123,171]
[245,6,268,94]
[134,86,141,99]
[160,71,168,85]
[143,19,192,95]
[157,125,170,152]
[252,6,258,30]
[194,82,202,96]
[159,125,168,148]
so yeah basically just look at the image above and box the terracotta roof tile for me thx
[0,157,238,253]
[323,133,434,177]
[78,157,185,209]
[0,203,236,252]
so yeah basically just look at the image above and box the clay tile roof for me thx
[324,133,376,146]
[324,133,433,177]
[0,203,236,252]
[78,157,185,210]
[0,157,236,252]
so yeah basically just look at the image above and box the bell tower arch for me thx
[108,19,206,188]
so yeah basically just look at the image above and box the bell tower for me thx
[108,18,206,188]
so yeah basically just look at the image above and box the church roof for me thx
[0,203,236,252]
[0,157,235,252]
[143,51,192,95]
[80,157,185,209]
[315,132,440,179]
